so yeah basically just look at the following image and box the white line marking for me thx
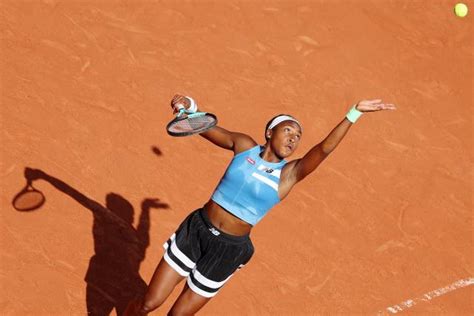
[193,269,233,289]
[378,277,474,315]
[251,172,278,191]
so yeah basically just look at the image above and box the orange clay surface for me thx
[1,1,472,315]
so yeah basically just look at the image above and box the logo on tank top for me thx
[209,227,220,236]
[258,165,275,174]
[246,157,255,165]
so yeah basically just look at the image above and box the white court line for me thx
[378,277,474,315]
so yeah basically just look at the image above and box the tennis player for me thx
[125,94,396,315]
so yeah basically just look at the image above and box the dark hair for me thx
[264,113,294,140]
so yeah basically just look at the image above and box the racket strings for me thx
[13,190,45,211]
[169,115,215,133]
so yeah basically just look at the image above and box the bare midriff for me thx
[204,200,252,236]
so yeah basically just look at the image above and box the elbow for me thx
[320,145,334,155]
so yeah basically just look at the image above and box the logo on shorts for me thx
[209,227,220,236]
[265,168,274,173]
[246,157,255,165]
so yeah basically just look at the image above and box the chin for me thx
[278,149,293,159]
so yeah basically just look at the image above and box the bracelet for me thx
[184,96,198,113]
[346,105,363,123]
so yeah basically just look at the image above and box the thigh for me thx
[186,238,254,298]
[168,283,211,316]
[143,257,185,307]
[86,284,115,316]
[143,210,203,307]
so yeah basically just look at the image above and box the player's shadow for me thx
[23,167,169,316]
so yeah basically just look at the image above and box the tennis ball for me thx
[454,3,468,17]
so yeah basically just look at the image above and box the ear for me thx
[266,129,272,139]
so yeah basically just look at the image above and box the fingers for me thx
[359,99,397,110]
[366,99,396,108]
[373,102,396,110]
[173,95,185,103]
[142,198,169,209]
[381,103,397,110]
[357,99,382,109]
[171,94,187,114]
[171,95,185,105]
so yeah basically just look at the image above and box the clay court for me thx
[1,0,472,315]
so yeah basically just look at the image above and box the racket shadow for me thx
[23,167,170,316]
[11,181,46,212]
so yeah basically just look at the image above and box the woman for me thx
[126,95,396,315]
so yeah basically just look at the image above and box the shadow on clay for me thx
[20,167,169,316]
[151,145,162,156]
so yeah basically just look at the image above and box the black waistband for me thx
[198,208,251,243]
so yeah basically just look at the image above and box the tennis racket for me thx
[12,182,46,212]
[166,105,217,137]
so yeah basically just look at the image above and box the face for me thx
[266,121,302,158]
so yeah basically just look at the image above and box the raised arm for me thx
[170,94,257,155]
[290,99,396,182]
[199,126,257,154]
[136,198,169,259]
[24,167,104,212]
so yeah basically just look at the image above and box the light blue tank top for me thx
[211,145,287,225]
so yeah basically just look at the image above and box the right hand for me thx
[170,94,191,114]
[24,167,46,182]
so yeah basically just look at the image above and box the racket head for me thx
[12,183,46,212]
[166,112,218,137]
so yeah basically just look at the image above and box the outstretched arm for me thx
[170,94,257,155]
[136,198,169,252]
[199,126,257,154]
[24,167,104,212]
[290,99,396,182]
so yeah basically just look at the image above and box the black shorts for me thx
[163,208,254,298]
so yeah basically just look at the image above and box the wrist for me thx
[184,96,198,113]
[345,104,363,123]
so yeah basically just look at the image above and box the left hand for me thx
[141,198,169,210]
[355,99,396,112]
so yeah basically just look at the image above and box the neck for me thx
[260,144,283,163]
